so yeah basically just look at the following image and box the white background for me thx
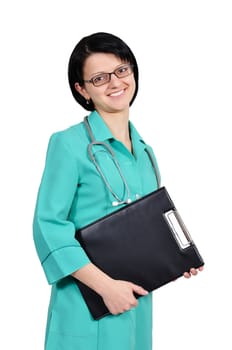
[1,1,231,349]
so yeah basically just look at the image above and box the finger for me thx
[130,299,138,308]
[199,265,204,271]
[183,272,191,278]
[190,268,198,276]
[132,284,149,296]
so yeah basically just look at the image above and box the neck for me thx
[100,112,132,152]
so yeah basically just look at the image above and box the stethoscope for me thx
[84,116,161,207]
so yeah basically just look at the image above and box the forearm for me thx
[71,262,113,296]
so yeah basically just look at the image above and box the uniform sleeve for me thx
[33,132,90,284]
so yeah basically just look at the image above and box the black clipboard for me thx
[75,186,204,320]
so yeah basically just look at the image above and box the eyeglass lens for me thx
[91,64,133,86]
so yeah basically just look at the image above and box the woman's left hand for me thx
[183,265,204,278]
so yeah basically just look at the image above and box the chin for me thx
[109,105,129,114]
[109,99,131,111]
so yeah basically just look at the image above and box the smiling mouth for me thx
[109,89,124,97]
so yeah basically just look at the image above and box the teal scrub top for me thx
[33,111,160,350]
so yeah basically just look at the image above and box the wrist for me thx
[94,274,114,297]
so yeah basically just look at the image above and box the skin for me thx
[72,53,204,315]
[75,53,135,151]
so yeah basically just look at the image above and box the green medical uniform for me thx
[33,111,159,350]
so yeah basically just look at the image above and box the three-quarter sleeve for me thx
[33,132,90,284]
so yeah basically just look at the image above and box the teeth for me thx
[110,90,124,97]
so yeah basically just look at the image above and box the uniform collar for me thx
[86,110,147,155]
[129,121,147,157]
[87,111,114,141]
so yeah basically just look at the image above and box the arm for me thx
[33,133,147,314]
[72,263,148,315]
[33,132,90,284]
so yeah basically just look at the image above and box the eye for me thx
[92,73,108,85]
[117,65,129,75]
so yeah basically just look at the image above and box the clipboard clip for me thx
[164,210,193,250]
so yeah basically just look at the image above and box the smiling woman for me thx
[32,32,202,350]
[74,53,136,119]
[68,32,139,113]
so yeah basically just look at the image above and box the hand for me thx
[100,279,149,315]
[183,265,204,278]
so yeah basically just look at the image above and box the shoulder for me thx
[51,121,84,141]
[48,121,88,155]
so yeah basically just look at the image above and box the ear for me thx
[74,82,90,100]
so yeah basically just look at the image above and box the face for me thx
[75,53,136,116]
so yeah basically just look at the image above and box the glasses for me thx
[83,64,134,87]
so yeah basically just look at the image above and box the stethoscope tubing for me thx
[88,141,132,205]
[84,116,160,206]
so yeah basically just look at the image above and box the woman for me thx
[33,32,202,350]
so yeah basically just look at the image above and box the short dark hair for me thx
[68,32,139,111]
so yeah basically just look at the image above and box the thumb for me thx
[131,283,149,296]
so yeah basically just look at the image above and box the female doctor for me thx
[33,32,203,350]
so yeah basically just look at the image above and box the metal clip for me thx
[164,210,192,249]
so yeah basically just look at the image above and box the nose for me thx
[108,72,121,86]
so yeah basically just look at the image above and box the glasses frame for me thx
[83,63,134,87]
